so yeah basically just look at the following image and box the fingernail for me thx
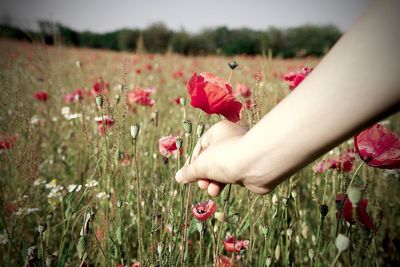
[175,170,183,183]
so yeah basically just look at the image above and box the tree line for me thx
[0,21,342,57]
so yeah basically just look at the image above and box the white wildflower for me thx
[67,184,82,193]
[85,179,99,188]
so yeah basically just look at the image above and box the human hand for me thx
[175,120,275,196]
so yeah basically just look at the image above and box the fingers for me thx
[207,181,225,196]
[175,157,205,184]
[197,179,210,190]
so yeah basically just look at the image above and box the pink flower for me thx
[354,124,400,169]
[159,135,181,158]
[34,91,48,102]
[64,88,84,103]
[127,87,155,107]
[215,255,237,267]
[223,236,249,253]
[91,79,109,96]
[313,149,356,173]
[95,116,115,137]
[234,84,252,98]
[191,200,217,221]
[283,67,312,90]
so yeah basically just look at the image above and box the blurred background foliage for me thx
[0,21,341,57]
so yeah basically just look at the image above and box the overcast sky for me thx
[0,0,372,33]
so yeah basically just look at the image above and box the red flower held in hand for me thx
[127,87,155,107]
[158,135,181,158]
[191,199,216,221]
[34,91,48,102]
[336,194,374,230]
[187,72,242,122]
[354,124,400,169]
[283,67,312,90]
[223,236,249,253]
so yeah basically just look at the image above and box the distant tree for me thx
[143,22,172,53]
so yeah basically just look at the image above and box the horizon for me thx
[0,0,371,34]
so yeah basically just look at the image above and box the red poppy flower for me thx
[116,264,124,267]
[283,67,312,90]
[95,116,115,137]
[223,236,249,253]
[173,97,181,105]
[130,262,140,267]
[64,88,84,103]
[34,91,49,102]
[172,70,184,79]
[336,194,374,230]
[215,255,237,267]
[191,199,217,221]
[187,72,242,122]
[159,135,181,158]
[0,134,18,150]
[127,87,155,107]
[313,149,356,173]
[354,124,400,169]
[92,79,109,96]
[234,84,252,98]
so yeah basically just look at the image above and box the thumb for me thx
[175,157,206,184]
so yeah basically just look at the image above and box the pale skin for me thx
[175,0,400,197]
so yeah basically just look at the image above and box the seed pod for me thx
[157,243,164,256]
[176,138,183,150]
[229,61,238,70]
[196,123,205,138]
[308,248,315,261]
[183,120,192,134]
[45,254,57,267]
[77,236,88,259]
[348,186,363,208]
[266,256,272,267]
[335,234,350,253]
[38,223,47,234]
[96,95,103,108]
[179,97,186,106]
[114,94,121,104]
[130,124,140,140]
[319,204,329,218]
[196,221,204,233]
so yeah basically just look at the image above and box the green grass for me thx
[0,38,399,267]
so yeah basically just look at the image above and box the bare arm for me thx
[175,0,400,196]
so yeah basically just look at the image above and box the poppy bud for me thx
[261,225,269,235]
[196,221,204,233]
[335,234,350,253]
[77,236,88,259]
[348,186,363,208]
[183,120,192,134]
[157,243,164,256]
[96,95,103,108]
[45,254,57,267]
[196,123,205,138]
[319,204,329,218]
[151,110,159,126]
[130,124,140,140]
[115,94,121,104]
[266,256,272,267]
[179,97,186,106]
[38,223,47,234]
[116,225,122,245]
[308,248,315,261]
[176,138,183,150]
[229,61,238,70]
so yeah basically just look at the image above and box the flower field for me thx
[0,38,399,267]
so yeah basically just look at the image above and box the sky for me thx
[0,0,372,33]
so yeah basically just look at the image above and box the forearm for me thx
[239,0,400,189]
